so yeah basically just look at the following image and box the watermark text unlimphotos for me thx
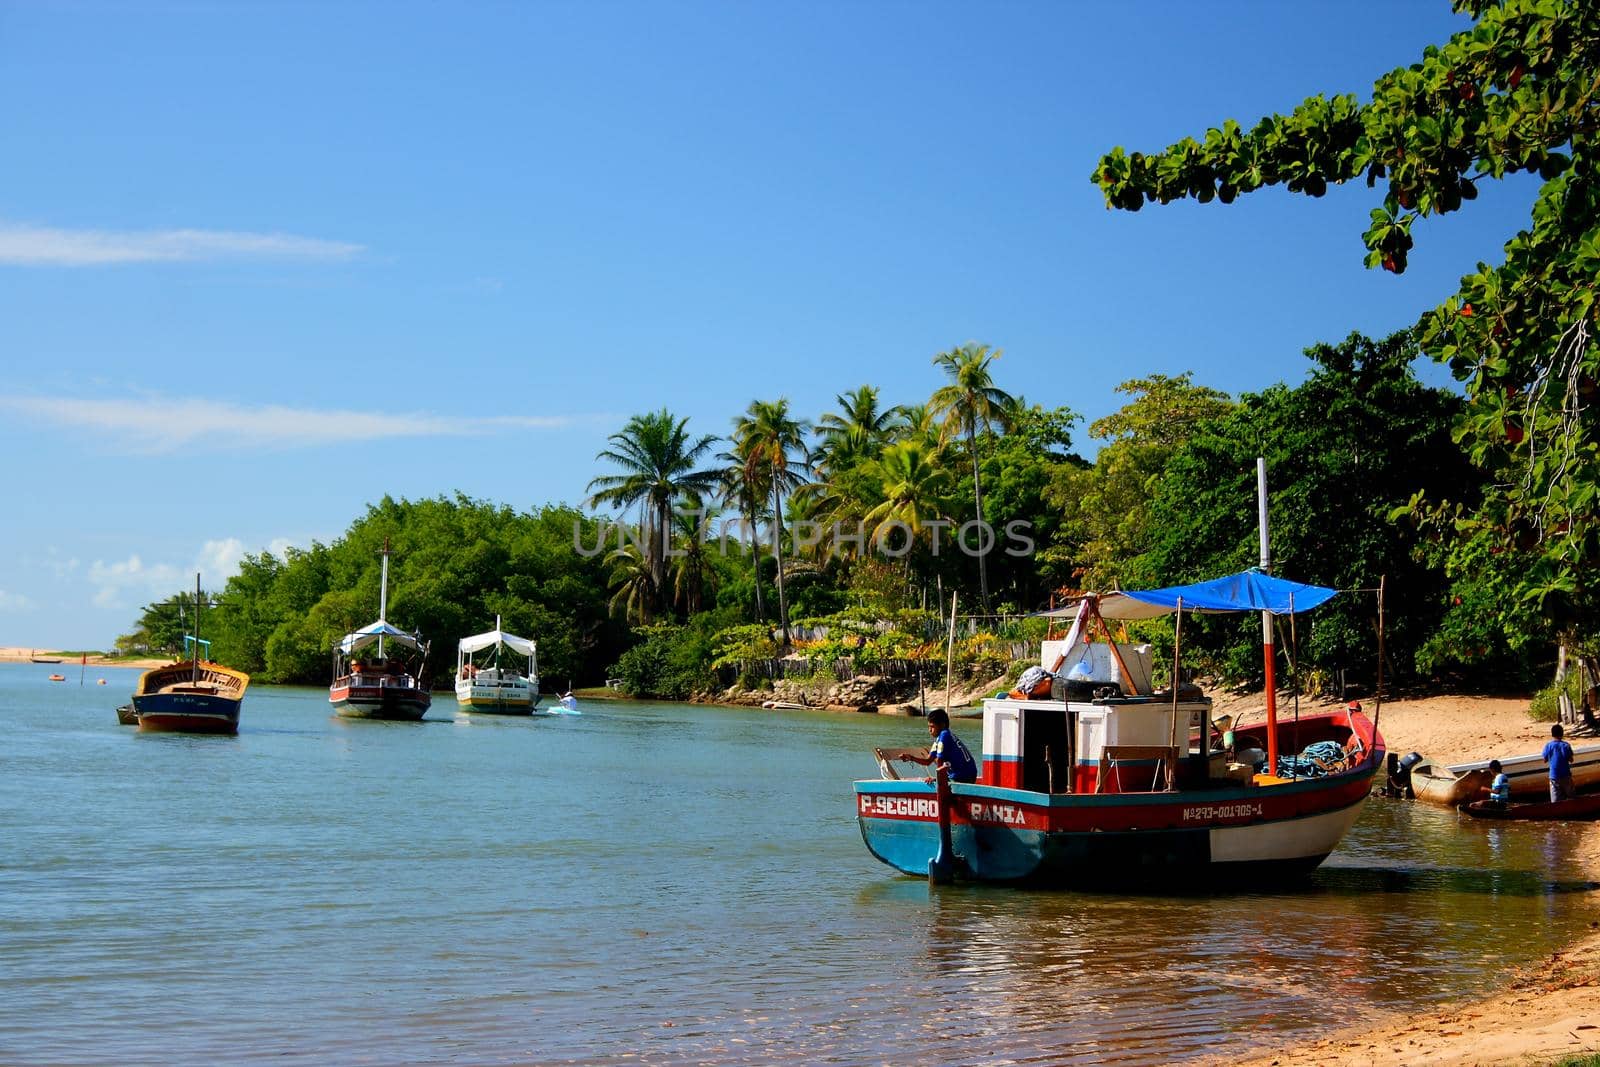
[574,512,1034,560]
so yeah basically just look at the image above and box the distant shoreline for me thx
[0,646,168,669]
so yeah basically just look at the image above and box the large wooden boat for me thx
[133,574,248,734]
[329,543,431,721]
[857,463,1386,886]
[857,589,1383,885]
[1408,743,1600,806]
[1459,793,1600,821]
[133,657,249,734]
[455,618,539,715]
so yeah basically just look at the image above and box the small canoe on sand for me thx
[1458,793,1600,821]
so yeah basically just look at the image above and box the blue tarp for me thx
[1117,569,1338,616]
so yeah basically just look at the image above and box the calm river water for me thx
[3,662,1598,1065]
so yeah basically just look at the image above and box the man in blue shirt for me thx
[1543,724,1575,802]
[878,708,978,783]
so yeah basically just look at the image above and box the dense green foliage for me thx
[124,496,631,688]
[1093,0,1599,666]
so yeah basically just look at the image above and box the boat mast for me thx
[1258,458,1280,774]
[378,537,390,661]
[192,572,202,683]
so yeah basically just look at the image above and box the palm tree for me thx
[862,440,954,559]
[814,384,893,477]
[888,402,949,453]
[669,496,719,615]
[930,343,1014,614]
[605,540,657,625]
[732,398,810,647]
[718,448,768,622]
[586,409,721,615]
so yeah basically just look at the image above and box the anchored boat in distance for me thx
[455,618,539,715]
[329,542,431,721]
[133,574,249,735]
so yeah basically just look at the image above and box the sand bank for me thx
[1210,691,1596,767]
[0,646,168,669]
[1207,690,1600,1067]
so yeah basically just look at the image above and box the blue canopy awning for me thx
[1108,569,1338,618]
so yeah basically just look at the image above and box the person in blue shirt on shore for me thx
[1543,724,1576,802]
[877,708,978,784]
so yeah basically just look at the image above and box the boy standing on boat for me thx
[876,709,978,784]
[1544,724,1576,802]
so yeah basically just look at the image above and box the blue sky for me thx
[0,1,1541,647]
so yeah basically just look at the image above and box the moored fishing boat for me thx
[856,460,1386,886]
[455,618,539,715]
[1409,742,1600,805]
[856,581,1384,885]
[329,542,431,721]
[133,575,249,734]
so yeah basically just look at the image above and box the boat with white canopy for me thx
[455,617,539,714]
[329,543,431,721]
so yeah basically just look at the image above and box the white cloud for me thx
[0,589,33,611]
[0,393,606,454]
[0,221,362,266]
[197,538,248,579]
[88,554,182,609]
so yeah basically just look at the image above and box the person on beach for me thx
[1485,759,1510,808]
[1543,724,1576,802]
[876,708,978,784]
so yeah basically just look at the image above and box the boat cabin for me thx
[979,638,1366,794]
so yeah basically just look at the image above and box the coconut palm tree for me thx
[605,540,657,625]
[586,409,721,615]
[930,343,1014,615]
[862,440,955,560]
[717,448,768,622]
[669,496,720,615]
[814,384,893,477]
[732,398,810,647]
[888,402,949,453]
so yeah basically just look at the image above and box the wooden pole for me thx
[1171,596,1183,749]
[1371,575,1386,748]
[943,591,958,715]
[1257,458,1280,774]
[1087,598,1140,695]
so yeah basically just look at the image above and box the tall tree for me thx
[815,384,893,477]
[717,447,768,622]
[930,342,1014,614]
[586,409,721,615]
[669,496,720,616]
[732,399,810,647]
[1051,373,1233,591]
[861,440,955,574]
[1092,0,1600,666]
[606,539,658,626]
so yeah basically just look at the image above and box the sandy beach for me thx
[1207,690,1600,1067]
[0,645,169,670]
